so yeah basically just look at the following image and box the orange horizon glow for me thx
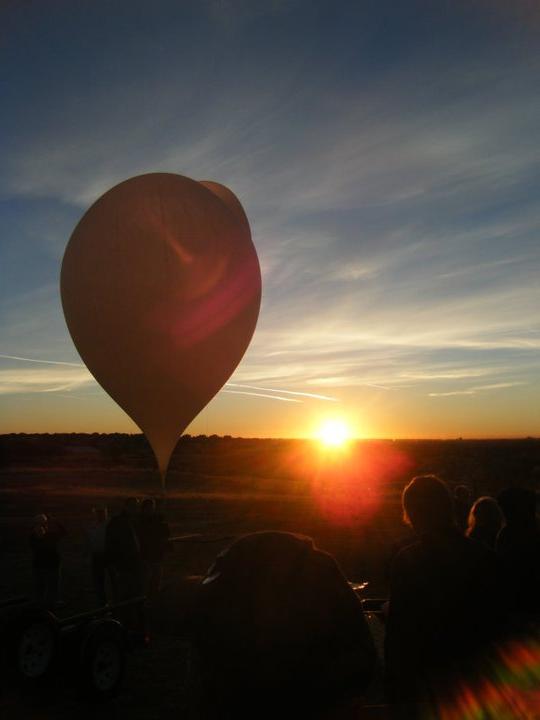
[315,418,352,448]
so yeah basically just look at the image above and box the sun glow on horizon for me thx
[316,418,352,448]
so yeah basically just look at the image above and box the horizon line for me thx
[1,432,538,442]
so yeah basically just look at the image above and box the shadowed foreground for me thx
[1,435,539,717]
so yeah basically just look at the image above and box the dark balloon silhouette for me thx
[61,173,261,482]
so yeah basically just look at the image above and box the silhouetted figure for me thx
[496,486,540,620]
[466,496,503,550]
[87,506,109,606]
[137,498,170,600]
[191,531,376,719]
[453,484,472,533]
[105,497,143,602]
[385,475,503,704]
[30,513,66,608]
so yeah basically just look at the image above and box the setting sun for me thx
[316,419,352,447]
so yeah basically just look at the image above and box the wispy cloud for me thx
[225,382,337,401]
[400,368,507,381]
[0,367,93,395]
[0,353,339,403]
[0,353,83,367]
[428,390,476,398]
[472,382,527,392]
[222,390,301,403]
[429,381,526,397]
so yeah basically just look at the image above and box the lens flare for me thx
[310,441,413,525]
[429,634,540,720]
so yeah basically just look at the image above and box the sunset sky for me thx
[1,1,540,439]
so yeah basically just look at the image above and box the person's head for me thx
[497,487,537,528]
[93,506,108,524]
[124,497,139,517]
[402,475,455,535]
[141,498,155,516]
[467,496,503,536]
[454,484,472,504]
[33,513,48,528]
[205,532,315,588]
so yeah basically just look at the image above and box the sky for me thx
[1,0,540,439]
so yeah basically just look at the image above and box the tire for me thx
[6,609,59,690]
[78,620,126,700]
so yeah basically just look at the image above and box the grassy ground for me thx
[1,436,539,717]
[0,473,400,718]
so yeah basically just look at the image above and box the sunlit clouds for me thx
[222,389,301,403]
[0,366,93,395]
[225,383,338,402]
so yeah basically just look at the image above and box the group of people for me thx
[385,477,540,705]
[29,476,539,715]
[30,496,170,609]
[190,476,539,717]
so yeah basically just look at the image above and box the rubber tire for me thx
[6,609,60,692]
[78,621,126,701]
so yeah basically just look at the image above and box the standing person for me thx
[137,498,170,600]
[453,484,472,533]
[30,513,66,608]
[466,496,504,550]
[496,486,540,620]
[87,506,109,606]
[105,497,143,602]
[385,475,504,704]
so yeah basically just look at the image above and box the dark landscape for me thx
[1,434,539,718]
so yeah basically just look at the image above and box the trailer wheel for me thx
[7,610,59,688]
[79,621,126,700]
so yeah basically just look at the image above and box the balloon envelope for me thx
[61,173,261,480]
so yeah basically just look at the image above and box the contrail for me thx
[0,355,338,403]
[222,390,301,403]
[0,354,84,367]
[225,383,337,401]
[40,383,88,393]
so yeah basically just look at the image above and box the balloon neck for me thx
[158,465,167,490]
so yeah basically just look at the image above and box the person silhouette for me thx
[496,486,540,621]
[385,475,503,703]
[466,496,504,550]
[87,506,109,606]
[136,497,170,600]
[190,531,376,718]
[453,484,472,533]
[105,497,143,602]
[30,513,66,608]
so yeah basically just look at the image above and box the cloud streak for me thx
[222,390,301,403]
[0,367,93,395]
[429,381,526,398]
[225,382,337,401]
[0,353,83,367]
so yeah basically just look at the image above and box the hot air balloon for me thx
[61,173,261,483]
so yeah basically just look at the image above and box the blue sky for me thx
[1,0,539,437]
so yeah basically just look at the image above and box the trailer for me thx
[0,595,146,701]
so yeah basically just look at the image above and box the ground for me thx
[1,435,539,717]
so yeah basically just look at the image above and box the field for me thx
[1,434,539,718]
